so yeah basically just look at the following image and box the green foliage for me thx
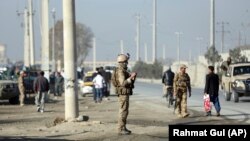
[204,46,222,65]
[229,48,248,63]
[132,60,163,79]
[49,20,94,68]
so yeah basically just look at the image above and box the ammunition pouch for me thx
[117,86,133,95]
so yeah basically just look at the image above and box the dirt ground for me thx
[0,93,243,141]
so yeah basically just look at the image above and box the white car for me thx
[80,75,95,97]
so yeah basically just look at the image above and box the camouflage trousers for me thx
[18,86,25,105]
[118,95,129,132]
[176,90,188,117]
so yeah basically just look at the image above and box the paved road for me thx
[133,82,250,124]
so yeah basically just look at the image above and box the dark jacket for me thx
[204,72,219,96]
[33,76,49,92]
[162,69,175,86]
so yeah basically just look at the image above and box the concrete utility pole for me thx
[136,14,141,61]
[51,8,56,72]
[152,0,157,62]
[210,0,215,50]
[175,32,183,67]
[41,0,50,79]
[217,21,230,53]
[24,8,30,67]
[93,37,96,71]
[28,0,35,66]
[144,43,148,63]
[63,0,79,120]
[120,40,124,54]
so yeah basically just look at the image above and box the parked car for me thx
[80,71,97,97]
[221,63,250,102]
[0,71,19,104]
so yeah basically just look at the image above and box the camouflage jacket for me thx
[115,66,134,95]
[173,72,191,93]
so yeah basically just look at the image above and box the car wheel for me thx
[224,90,231,101]
[9,95,19,104]
[232,90,239,103]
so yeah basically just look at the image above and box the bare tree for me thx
[49,20,94,68]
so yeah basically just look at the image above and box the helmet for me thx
[180,64,188,69]
[117,54,128,63]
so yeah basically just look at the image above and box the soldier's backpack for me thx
[111,67,119,94]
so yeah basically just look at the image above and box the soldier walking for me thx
[173,64,191,118]
[18,71,26,106]
[112,54,137,135]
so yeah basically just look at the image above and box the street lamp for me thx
[175,32,183,66]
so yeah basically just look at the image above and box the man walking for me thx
[162,66,175,98]
[33,71,49,113]
[112,54,136,135]
[18,71,26,106]
[204,66,221,116]
[173,64,191,118]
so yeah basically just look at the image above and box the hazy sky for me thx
[0,0,250,63]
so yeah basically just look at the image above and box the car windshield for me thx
[233,66,250,76]
[84,76,93,82]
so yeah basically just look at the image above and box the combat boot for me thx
[124,127,132,134]
[118,129,131,135]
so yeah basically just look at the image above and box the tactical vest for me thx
[111,67,133,95]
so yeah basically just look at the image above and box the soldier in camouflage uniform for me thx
[112,54,136,135]
[18,71,26,106]
[173,64,191,118]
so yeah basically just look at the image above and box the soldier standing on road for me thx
[18,71,26,106]
[173,64,191,118]
[112,54,137,135]
[33,71,49,113]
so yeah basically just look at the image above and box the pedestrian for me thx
[92,71,105,103]
[173,64,191,118]
[18,71,26,106]
[162,66,175,98]
[112,54,136,135]
[99,66,111,99]
[204,66,221,116]
[55,72,64,96]
[33,71,49,113]
[49,71,56,96]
